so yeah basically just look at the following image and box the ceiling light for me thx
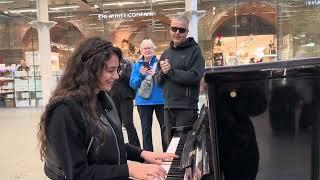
[153,0,171,2]
[288,5,305,8]
[88,26,104,30]
[49,5,80,11]
[158,1,184,5]
[0,1,14,4]
[53,15,75,19]
[162,7,185,11]
[67,19,82,23]
[165,13,183,17]
[9,9,37,13]
[128,8,151,12]
[48,10,65,13]
[89,12,109,16]
[103,1,146,6]
[303,43,315,47]
[282,9,315,13]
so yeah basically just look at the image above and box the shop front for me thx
[0,0,319,108]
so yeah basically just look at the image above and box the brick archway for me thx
[128,15,171,42]
[21,21,85,50]
[208,2,276,38]
[113,14,171,48]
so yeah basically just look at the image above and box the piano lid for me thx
[204,58,320,82]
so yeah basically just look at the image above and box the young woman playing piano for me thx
[38,37,177,180]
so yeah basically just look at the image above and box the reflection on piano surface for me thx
[204,58,320,180]
[163,105,214,180]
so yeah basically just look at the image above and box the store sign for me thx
[305,0,320,6]
[98,11,156,20]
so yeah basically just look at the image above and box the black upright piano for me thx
[204,58,320,180]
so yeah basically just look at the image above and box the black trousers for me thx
[163,108,198,150]
[137,105,167,152]
[114,97,141,148]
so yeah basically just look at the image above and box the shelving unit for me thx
[14,71,42,107]
[0,76,15,108]
[28,76,42,107]
[0,51,58,108]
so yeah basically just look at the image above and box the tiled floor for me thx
[0,107,162,180]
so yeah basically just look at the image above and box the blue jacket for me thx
[130,56,164,105]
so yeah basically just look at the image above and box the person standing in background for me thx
[17,59,30,72]
[130,39,167,152]
[155,14,205,149]
[110,57,141,147]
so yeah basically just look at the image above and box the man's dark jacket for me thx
[110,60,135,100]
[155,37,205,109]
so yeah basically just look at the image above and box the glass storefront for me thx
[0,0,39,108]
[198,0,320,66]
[0,0,319,108]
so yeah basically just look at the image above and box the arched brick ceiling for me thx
[21,21,85,49]
[127,15,171,42]
[209,2,276,38]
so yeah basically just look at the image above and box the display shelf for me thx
[0,51,58,108]
[14,76,42,107]
[0,77,15,108]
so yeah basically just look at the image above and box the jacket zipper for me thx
[104,109,121,165]
[110,125,121,165]
[168,70,171,108]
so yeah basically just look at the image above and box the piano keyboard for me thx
[162,134,188,180]
[161,106,211,180]
[162,137,180,173]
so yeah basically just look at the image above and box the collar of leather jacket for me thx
[97,91,113,111]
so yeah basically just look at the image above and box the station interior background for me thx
[0,0,320,108]
[0,0,320,179]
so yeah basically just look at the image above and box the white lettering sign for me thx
[306,0,320,6]
[98,11,156,20]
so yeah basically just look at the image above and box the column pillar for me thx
[183,0,206,42]
[30,0,56,106]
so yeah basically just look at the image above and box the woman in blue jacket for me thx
[130,39,167,151]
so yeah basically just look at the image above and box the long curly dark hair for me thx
[38,37,122,160]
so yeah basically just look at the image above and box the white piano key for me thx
[161,137,180,174]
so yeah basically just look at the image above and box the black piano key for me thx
[167,177,184,180]
[166,133,189,179]
[167,105,213,180]
[180,131,195,169]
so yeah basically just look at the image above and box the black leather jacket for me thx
[44,92,143,180]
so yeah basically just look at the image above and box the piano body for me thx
[204,58,320,180]
[164,106,214,180]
